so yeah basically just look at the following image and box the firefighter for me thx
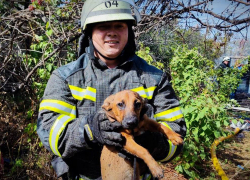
[37,0,186,179]
[219,56,231,69]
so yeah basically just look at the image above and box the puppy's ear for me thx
[140,98,148,119]
[102,94,115,111]
[102,95,116,122]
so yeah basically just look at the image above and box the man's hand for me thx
[85,110,123,147]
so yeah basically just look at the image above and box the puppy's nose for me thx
[123,116,138,129]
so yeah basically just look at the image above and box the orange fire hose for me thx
[210,127,241,180]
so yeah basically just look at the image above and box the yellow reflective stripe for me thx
[87,86,96,93]
[84,94,96,102]
[154,107,183,121]
[140,174,152,180]
[159,140,177,162]
[84,124,93,141]
[71,94,83,101]
[131,86,156,100]
[160,122,178,162]
[69,85,83,92]
[146,174,152,180]
[69,85,96,101]
[161,122,172,130]
[39,99,76,118]
[49,115,74,157]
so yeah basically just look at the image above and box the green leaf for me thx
[214,131,220,138]
[211,107,217,114]
[193,128,199,143]
[15,159,23,167]
[184,163,190,170]
[200,152,206,160]
[39,141,43,147]
[35,34,43,41]
[216,121,221,128]
[46,21,50,30]
[202,125,207,131]
[232,119,237,125]
[56,9,62,16]
[46,63,53,72]
[175,165,183,173]
[46,29,53,36]
[197,110,205,119]
[26,109,34,119]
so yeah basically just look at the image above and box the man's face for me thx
[92,21,128,59]
[224,61,229,65]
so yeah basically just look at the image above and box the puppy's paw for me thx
[150,163,164,179]
[169,132,183,146]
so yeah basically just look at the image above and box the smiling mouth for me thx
[105,41,119,44]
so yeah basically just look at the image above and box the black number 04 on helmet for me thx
[80,0,141,30]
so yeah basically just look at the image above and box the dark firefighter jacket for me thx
[37,47,186,179]
[219,62,229,69]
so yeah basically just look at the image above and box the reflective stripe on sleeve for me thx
[159,122,177,162]
[159,139,177,162]
[131,86,156,100]
[49,114,74,157]
[140,174,152,180]
[39,99,76,118]
[69,85,96,102]
[161,122,172,130]
[154,107,183,121]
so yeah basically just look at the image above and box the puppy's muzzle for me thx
[122,115,138,129]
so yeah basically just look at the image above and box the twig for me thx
[229,160,250,179]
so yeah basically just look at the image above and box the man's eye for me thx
[99,26,106,29]
[116,25,124,29]
[97,25,108,29]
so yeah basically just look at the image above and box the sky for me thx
[203,0,249,40]
[211,0,249,63]
[181,0,250,63]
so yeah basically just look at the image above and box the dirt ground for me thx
[159,130,250,180]
[217,130,250,180]
[161,163,187,180]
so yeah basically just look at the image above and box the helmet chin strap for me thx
[94,46,118,61]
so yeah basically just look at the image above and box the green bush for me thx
[138,44,249,179]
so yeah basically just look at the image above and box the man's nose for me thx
[107,27,117,37]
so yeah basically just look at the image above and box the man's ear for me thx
[102,95,116,122]
[140,98,148,118]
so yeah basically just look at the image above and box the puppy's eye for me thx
[117,101,125,109]
[134,101,141,109]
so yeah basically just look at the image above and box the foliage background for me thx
[0,0,249,179]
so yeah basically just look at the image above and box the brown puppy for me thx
[100,90,183,180]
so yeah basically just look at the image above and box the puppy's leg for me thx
[121,132,164,179]
[142,115,183,145]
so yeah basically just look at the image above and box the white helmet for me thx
[223,56,231,62]
[80,0,141,30]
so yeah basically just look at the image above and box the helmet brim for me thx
[84,14,136,29]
